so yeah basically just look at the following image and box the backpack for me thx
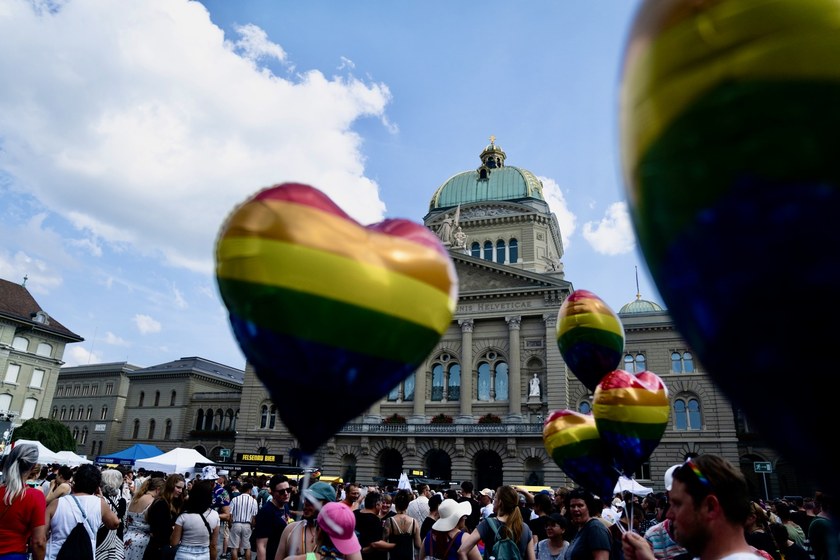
[56,495,94,560]
[484,518,522,560]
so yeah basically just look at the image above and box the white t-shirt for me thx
[175,509,220,547]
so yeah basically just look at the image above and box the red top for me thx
[0,486,47,554]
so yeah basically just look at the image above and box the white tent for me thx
[614,476,653,496]
[134,447,214,474]
[3,439,64,464]
[56,450,93,466]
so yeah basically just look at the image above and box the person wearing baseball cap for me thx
[319,502,361,556]
[275,481,338,559]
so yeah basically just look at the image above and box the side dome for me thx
[429,138,545,210]
[619,295,664,314]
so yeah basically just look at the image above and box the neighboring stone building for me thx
[52,361,140,458]
[0,276,83,443]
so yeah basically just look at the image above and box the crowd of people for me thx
[1,443,838,560]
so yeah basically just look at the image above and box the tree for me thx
[12,418,76,452]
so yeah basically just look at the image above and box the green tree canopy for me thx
[12,418,76,452]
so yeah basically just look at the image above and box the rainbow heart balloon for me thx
[215,183,458,453]
[543,410,620,500]
[620,0,840,496]
[593,369,669,476]
[556,290,625,392]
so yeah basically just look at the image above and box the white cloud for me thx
[64,345,100,368]
[133,314,162,334]
[539,176,577,247]
[582,201,636,255]
[173,287,187,310]
[0,0,392,277]
[0,250,63,295]
[103,331,129,346]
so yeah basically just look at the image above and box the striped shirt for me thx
[230,492,258,524]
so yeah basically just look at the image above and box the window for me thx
[431,364,444,401]
[578,400,592,414]
[35,342,52,357]
[671,351,695,373]
[80,427,88,445]
[69,406,75,419]
[86,406,92,420]
[82,385,89,396]
[101,406,108,420]
[471,242,481,258]
[196,409,205,430]
[496,240,506,263]
[170,391,176,406]
[77,406,84,420]
[4,364,20,384]
[28,369,45,389]
[476,352,509,401]
[214,409,223,431]
[132,420,140,439]
[447,364,461,400]
[72,427,79,440]
[509,239,518,263]
[105,383,113,395]
[91,384,97,395]
[225,409,235,430]
[165,419,172,440]
[674,397,702,431]
[483,241,493,261]
[73,385,79,396]
[203,408,213,430]
[260,405,277,429]
[11,336,28,351]
[21,397,37,419]
[624,352,646,373]
[52,406,58,419]
[0,393,11,411]
[631,461,651,481]
[148,419,156,439]
[154,391,160,406]
[60,406,66,420]
[388,382,400,401]
[404,373,415,401]
[139,391,145,407]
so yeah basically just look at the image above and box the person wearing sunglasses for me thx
[623,455,764,560]
[254,475,291,560]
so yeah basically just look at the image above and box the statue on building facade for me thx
[529,373,541,398]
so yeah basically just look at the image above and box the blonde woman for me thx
[124,477,163,560]
[0,443,47,560]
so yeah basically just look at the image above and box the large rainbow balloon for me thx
[216,183,458,453]
[593,369,669,476]
[556,290,625,392]
[620,0,840,496]
[543,410,620,500]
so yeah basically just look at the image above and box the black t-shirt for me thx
[355,511,388,560]
[254,501,288,560]
[528,515,550,543]
[459,496,481,532]
[420,516,435,541]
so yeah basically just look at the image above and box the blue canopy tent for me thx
[96,444,164,467]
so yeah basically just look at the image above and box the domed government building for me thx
[4,139,811,498]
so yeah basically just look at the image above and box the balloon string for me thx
[298,453,316,521]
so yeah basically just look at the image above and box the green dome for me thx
[619,296,664,314]
[429,139,545,210]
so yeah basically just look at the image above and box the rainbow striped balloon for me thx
[543,410,620,500]
[593,369,669,476]
[216,183,458,453]
[556,290,625,392]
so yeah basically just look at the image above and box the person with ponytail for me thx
[457,485,536,560]
[0,442,47,560]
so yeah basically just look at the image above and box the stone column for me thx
[506,315,522,419]
[412,364,426,420]
[458,319,474,418]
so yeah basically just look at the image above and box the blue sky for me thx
[0,0,658,370]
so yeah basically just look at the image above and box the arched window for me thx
[148,419,156,439]
[203,408,213,430]
[86,406,93,420]
[11,336,28,351]
[139,391,145,407]
[51,406,58,419]
[496,240,506,263]
[624,352,646,373]
[260,405,268,429]
[154,391,160,406]
[60,406,66,420]
[404,373,415,401]
[35,342,52,357]
[509,239,518,263]
[674,397,702,431]
[72,427,79,440]
[196,409,205,430]
[77,406,84,420]
[269,405,277,429]
[80,428,88,444]
[165,419,172,440]
[232,410,239,431]
[476,352,509,401]
[69,406,75,419]
[132,419,140,439]
[225,409,235,430]
[471,242,481,258]
[170,391,177,406]
[447,364,461,401]
[101,406,108,420]
[388,382,400,401]
[483,241,493,261]
[214,409,224,431]
[431,364,444,401]
[671,351,694,373]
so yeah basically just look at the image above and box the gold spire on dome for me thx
[635,266,641,300]
[489,135,496,144]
